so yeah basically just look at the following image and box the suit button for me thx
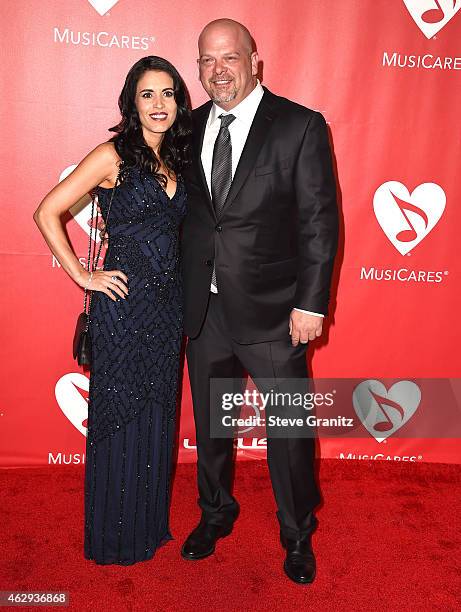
[215,225,222,232]
[205,259,213,266]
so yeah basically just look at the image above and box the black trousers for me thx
[186,292,320,540]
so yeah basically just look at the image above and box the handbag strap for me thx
[83,163,123,314]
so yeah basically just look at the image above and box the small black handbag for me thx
[73,167,122,366]
[73,310,92,366]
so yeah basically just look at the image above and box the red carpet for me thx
[1,459,460,611]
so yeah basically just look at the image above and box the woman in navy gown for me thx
[34,56,191,564]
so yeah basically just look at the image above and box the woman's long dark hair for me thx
[109,56,192,186]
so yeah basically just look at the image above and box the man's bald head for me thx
[197,18,259,110]
[198,19,255,55]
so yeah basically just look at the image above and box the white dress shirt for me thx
[201,81,323,319]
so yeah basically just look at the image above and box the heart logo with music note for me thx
[87,0,120,16]
[373,181,445,255]
[55,373,89,437]
[59,165,101,243]
[353,380,421,443]
[403,0,461,38]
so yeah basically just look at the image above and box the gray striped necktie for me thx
[211,113,236,290]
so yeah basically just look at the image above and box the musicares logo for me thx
[403,0,461,38]
[55,373,89,437]
[352,380,421,443]
[88,0,120,16]
[373,181,445,255]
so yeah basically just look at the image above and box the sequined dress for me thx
[84,166,186,565]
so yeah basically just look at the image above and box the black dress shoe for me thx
[181,521,233,560]
[281,533,316,584]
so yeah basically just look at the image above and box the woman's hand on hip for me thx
[78,269,129,302]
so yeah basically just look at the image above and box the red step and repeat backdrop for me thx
[1,0,460,467]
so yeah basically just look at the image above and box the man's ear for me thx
[251,52,259,76]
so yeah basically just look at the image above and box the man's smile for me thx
[211,78,233,85]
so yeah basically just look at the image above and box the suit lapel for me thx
[219,89,278,217]
[192,101,215,218]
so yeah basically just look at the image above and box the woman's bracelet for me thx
[84,272,94,290]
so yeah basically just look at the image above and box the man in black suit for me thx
[181,18,338,584]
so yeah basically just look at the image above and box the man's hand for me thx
[87,205,109,245]
[98,225,109,246]
[289,310,323,346]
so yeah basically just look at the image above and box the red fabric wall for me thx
[1,0,460,466]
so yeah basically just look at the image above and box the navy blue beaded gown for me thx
[84,166,186,565]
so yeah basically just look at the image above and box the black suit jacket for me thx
[181,87,338,343]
